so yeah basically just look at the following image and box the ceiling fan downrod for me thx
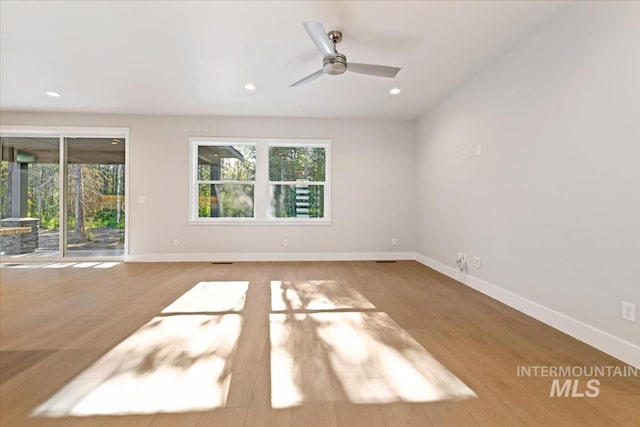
[324,30,346,75]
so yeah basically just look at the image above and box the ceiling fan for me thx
[290,21,401,88]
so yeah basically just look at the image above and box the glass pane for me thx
[66,137,125,257]
[198,183,254,218]
[269,184,324,219]
[1,137,60,258]
[198,145,255,181]
[269,146,325,181]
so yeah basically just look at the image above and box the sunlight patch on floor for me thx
[0,262,120,269]
[269,280,476,408]
[270,280,375,312]
[163,281,248,313]
[31,281,248,417]
[316,312,476,404]
[270,313,304,409]
[93,262,120,269]
[73,262,101,268]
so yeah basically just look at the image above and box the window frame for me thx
[266,141,329,222]
[191,138,257,222]
[189,137,331,225]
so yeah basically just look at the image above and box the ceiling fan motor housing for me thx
[323,53,347,75]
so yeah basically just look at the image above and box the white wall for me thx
[0,113,417,260]
[416,1,639,364]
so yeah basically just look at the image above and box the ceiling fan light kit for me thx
[323,52,347,75]
[291,21,401,88]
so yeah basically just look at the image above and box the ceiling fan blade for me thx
[303,21,336,58]
[347,63,401,78]
[290,69,325,88]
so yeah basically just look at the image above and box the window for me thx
[190,138,330,224]
[194,142,256,219]
[269,145,326,219]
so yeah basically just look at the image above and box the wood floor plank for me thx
[149,412,203,427]
[241,336,292,427]
[422,401,479,427]
[328,360,385,427]
[332,402,385,427]
[60,416,110,427]
[378,402,434,427]
[196,408,247,427]
[100,415,155,427]
[291,402,338,427]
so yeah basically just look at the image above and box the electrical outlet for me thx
[391,238,397,246]
[282,238,288,246]
[461,149,467,160]
[473,256,481,268]
[622,301,636,322]
[476,145,481,155]
[455,252,466,272]
[173,239,180,247]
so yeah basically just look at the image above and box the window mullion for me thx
[197,180,256,185]
[269,181,326,185]
[255,143,269,221]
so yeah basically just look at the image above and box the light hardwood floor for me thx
[0,261,638,426]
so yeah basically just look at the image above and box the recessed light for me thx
[45,91,60,97]
[389,88,401,95]
[244,83,256,91]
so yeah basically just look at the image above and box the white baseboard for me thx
[124,251,416,263]
[415,253,640,369]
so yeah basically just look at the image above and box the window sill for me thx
[188,219,332,226]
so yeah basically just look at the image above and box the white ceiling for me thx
[0,1,564,120]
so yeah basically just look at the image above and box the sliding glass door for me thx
[0,130,127,260]
[64,137,126,257]
[1,137,61,256]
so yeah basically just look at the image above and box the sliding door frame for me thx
[0,125,130,261]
